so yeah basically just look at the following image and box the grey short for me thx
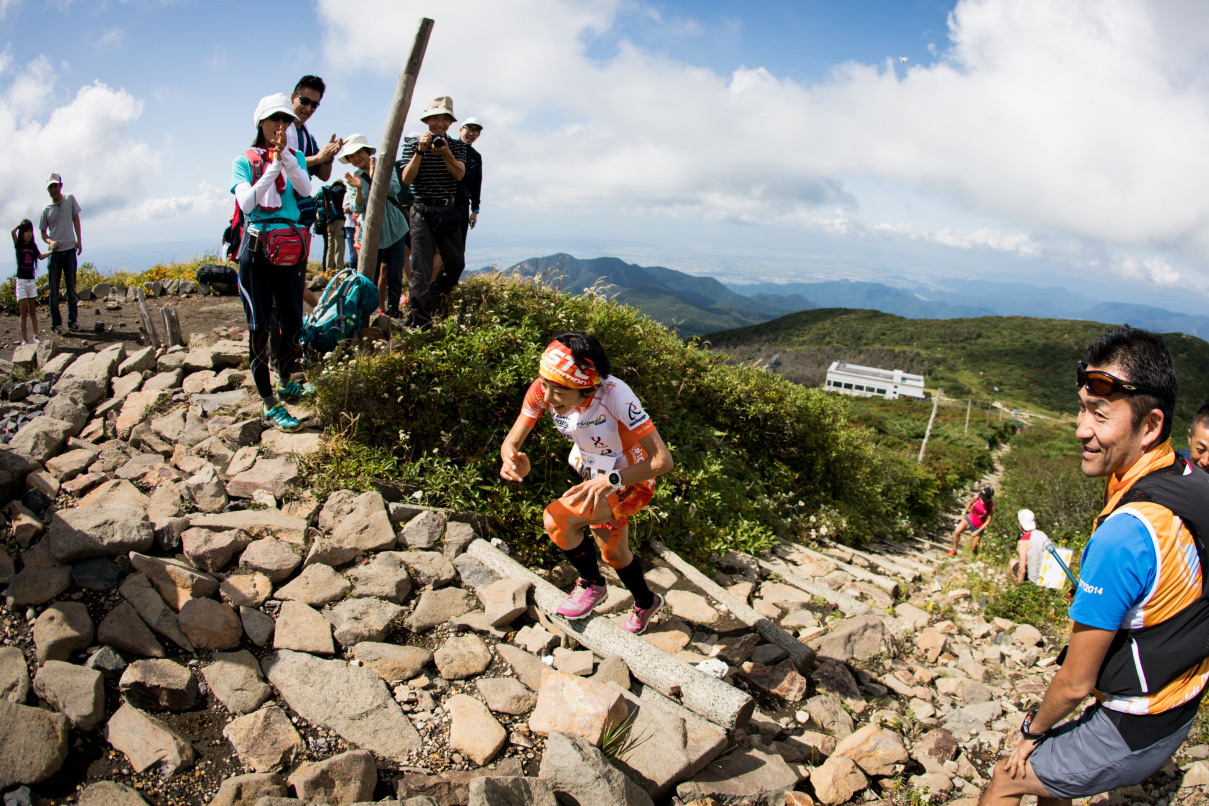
[1030,703,1194,799]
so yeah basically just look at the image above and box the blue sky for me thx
[4,0,1209,313]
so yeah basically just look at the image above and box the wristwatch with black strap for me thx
[1020,707,1048,741]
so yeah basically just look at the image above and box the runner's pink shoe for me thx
[622,593,664,634]
[556,579,608,620]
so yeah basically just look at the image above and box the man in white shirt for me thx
[38,172,82,333]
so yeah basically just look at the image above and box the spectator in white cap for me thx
[339,133,408,318]
[398,95,467,329]
[38,171,82,333]
[1010,508,1053,583]
[230,92,314,433]
[456,116,484,241]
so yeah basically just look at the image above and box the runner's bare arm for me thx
[1003,622,1116,778]
[499,415,535,482]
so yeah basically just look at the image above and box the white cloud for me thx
[874,222,1039,256]
[317,0,1209,287]
[94,26,127,51]
[0,59,159,228]
[109,182,228,223]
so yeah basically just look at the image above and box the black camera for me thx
[429,135,446,151]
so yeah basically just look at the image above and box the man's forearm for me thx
[443,156,465,181]
[1029,668,1092,734]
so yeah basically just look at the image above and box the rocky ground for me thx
[0,320,1207,806]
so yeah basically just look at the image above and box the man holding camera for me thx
[398,96,466,330]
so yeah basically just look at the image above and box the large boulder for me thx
[33,661,106,730]
[539,731,653,806]
[44,508,154,563]
[33,602,94,664]
[286,750,377,804]
[0,700,69,788]
[8,417,74,463]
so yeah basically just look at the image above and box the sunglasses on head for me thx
[1076,361,1167,398]
[296,97,320,109]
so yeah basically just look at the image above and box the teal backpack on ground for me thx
[301,267,380,356]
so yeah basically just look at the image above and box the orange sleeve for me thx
[518,378,546,426]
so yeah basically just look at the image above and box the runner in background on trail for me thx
[229,93,315,433]
[499,333,675,634]
[947,485,994,556]
[10,219,51,344]
[1009,508,1052,584]
[1177,401,1209,471]
[38,172,81,335]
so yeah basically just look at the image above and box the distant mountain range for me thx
[498,253,1209,340]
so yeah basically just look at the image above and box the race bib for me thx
[569,445,618,480]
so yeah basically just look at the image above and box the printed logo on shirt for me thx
[627,402,644,424]
[1079,579,1105,596]
[578,415,607,428]
[590,436,614,454]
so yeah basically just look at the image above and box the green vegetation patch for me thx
[303,274,963,565]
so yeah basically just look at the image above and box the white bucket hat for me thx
[420,96,456,121]
[337,133,376,164]
[1018,509,1036,531]
[253,93,296,127]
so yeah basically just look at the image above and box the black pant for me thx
[47,249,78,329]
[377,237,406,315]
[407,205,466,329]
[237,244,304,401]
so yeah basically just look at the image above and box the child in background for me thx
[10,220,51,344]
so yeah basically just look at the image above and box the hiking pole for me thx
[359,17,434,282]
[1044,542,1079,588]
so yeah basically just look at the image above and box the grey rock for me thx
[142,369,184,393]
[275,563,351,606]
[477,578,532,627]
[119,659,198,711]
[147,483,186,524]
[129,551,219,611]
[400,510,445,549]
[0,699,69,788]
[184,463,229,513]
[351,642,432,683]
[223,705,305,773]
[304,537,361,569]
[206,773,287,806]
[8,416,74,463]
[119,573,195,652]
[97,601,166,659]
[539,731,654,806]
[317,489,358,533]
[814,614,894,663]
[34,601,94,664]
[676,745,805,803]
[79,479,150,509]
[330,491,396,552]
[495,644,545,692]
[182,527,253,573]
[442,521,478,560]
[34,660,106,730]
[325,597,405,646]
[4,565,72,606]
[433,634,492,680]
[178,598,243,650]
[806,693,855,739]
[119,346,157,376]
[406,587,475,633]
[78,781,149,806]
[0,647,30,704]
[239,538,302,583]
[240,607,276,647]
[44,507,154,563]
[273,601,334,655]
[227,457,300,500]
[189,510,308,544]
[445,693,506,765]
[220,573,274,608]
[41,396,89,436]
[398,551,456,588]
[105,702,195,776]
[452,553,499,590]
[45,446,96,480]
[261,650,422,763]
[72,557,124,591]
[468,777,558,806]
[475,677,537,715]
[346,551,413,602]
[287,750,377,805]
[202,651,271,715]
[84,647,129,680]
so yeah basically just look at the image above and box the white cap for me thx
[253,93,296,127]
[337,133,376,164]
[462,117,483,128]
[1018,509,1036,531]
[46,172,63,188]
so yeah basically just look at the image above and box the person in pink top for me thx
[948,485,994,556]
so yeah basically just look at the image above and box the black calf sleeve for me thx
[562,541,605,587]
[615,555,655,610]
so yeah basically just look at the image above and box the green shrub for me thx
[303,274,960,565]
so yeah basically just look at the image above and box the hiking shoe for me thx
[556,579,608,620]
[276,380,315,403]
[945,549,957,557]
[68,322,79,330]
[52,325,63,334]
[622,593,664,634]
[263,403,303,433]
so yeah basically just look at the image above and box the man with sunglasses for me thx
[981,326,1207,806]
[287,75,343,182]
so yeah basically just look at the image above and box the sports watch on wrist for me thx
[1020,707,1047,741]
[607,470,623,489]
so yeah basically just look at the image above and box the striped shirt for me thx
[400,136,466,199]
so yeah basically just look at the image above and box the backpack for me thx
[1062,456,1209,698]
[196,263,238,295]
[222,149,268,262]
[300,267,381,356]
[322,183,346,222]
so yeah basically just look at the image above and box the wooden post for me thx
[358,18,434,281]
[918,388,941,463]
[135,288,161,349]
[964,398,971,435]
[160,307,183,348]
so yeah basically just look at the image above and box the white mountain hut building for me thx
[823,361,927,400]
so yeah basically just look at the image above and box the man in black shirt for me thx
[398,96,466,329]
[457,117,484,245]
